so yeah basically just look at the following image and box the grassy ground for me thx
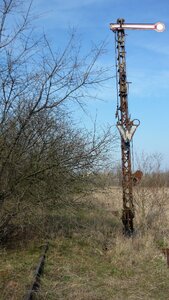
[1,187,169,299]
[38,188,169,300]
[39,235,169,300]
[0,242,42,300]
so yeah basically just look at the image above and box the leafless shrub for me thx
[0,1,117,244]
[134,153,169,238]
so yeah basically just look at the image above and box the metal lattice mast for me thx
[116,19,135,235]
[110,18,165,236]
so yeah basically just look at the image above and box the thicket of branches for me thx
[0,0,117,243]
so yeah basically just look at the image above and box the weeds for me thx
[37,187,169,300]
[0,243,41,300]
[1,186,169,299]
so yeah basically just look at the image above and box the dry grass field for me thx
[37,187,169,300]
[1,186,169,299]
[0,244,41,299]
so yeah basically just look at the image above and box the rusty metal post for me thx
[166,249,169,267]
[162,248,169,267]
[115,19,137,236]
[110,18,165,236]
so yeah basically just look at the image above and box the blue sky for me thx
[32,0,169,169]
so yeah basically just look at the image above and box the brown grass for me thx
[1,186,169,299]
[0,243,43,300]
[38,186,169,300]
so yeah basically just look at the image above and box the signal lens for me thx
[155,22,165,32]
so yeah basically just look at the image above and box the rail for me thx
[24,242,49,300]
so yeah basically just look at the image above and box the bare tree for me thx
[0,0,116,243]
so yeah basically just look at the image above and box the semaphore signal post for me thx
[110,18,165,236]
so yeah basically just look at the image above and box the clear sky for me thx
[32,0,169,170]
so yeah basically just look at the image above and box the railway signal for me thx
[110,18,165,236]
[110,21,165,32]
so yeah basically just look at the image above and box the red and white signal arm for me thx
[110,22,165,32]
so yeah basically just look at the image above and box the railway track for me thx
[24,242,49,300]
